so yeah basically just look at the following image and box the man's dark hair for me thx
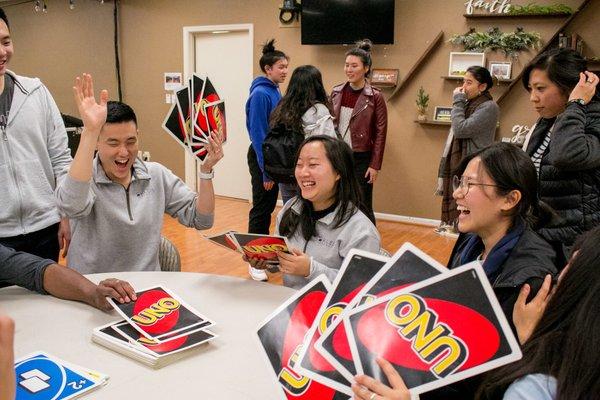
[106,101,137,126]
[259,39,288,73]
[0,8,9,29]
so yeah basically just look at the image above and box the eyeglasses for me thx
[452,175,499,195]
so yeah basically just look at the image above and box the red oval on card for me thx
[280,290,337,399]
[243,237,287,261]
[132,289,180,334]
[356,298,500,372]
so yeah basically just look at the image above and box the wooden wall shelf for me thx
[388,31,444,101]
[414,119,451,126]
[441,75,513,84]
[463,13,571,19]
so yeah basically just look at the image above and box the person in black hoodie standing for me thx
[523,48,600,265]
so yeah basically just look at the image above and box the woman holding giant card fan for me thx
[353,143,558,400]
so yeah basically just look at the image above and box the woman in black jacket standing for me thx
[523,48,600,264]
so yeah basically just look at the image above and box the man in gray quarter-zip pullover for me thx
[0,8,72,261]
[55,74,224,274]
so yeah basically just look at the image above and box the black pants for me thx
[353,151,376,224]
[247,145,279,234]
[0,222,60,262]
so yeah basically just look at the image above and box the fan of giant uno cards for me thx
[232,233,292,265]
[293,249,390,395]
[315,243,447,383]
[344,262,522,395]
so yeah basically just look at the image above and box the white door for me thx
[187,27,253,200]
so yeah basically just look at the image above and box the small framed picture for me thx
[489,62,512,80]
[448,52,486,77]
[434,106,453,122]
[164,72,183,91]
[371,68,399,88]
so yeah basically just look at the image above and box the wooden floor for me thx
[161,197,456,285]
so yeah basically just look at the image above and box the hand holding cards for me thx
[255,243,522,398]
[162,73,227,165]
[205,231,292,267]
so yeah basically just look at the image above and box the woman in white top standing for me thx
[269,65,336,203]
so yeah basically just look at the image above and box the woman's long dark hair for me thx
[279,136,365,241]
[522,47,599,101]
[477,226,600,400]
[270,65,331,132]
[456,142,552,230]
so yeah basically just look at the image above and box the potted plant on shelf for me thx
[416,86,429,121]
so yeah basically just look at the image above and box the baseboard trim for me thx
[374,212,440,227]
[272,199,440,227]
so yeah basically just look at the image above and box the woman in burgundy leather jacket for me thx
[331,39,388,224]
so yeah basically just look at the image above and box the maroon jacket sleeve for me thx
[369,90,388,170]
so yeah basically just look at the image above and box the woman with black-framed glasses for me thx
[447,143,558,322]
[418,143,559,400]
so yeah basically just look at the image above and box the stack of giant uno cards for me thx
[92,286,216,368]
[255,243,522,398]
[14,352,108,399]
[206,231,292,266]
[162,73,226,164]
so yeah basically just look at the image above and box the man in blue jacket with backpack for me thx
[245,39,288,281]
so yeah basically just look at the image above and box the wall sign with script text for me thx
[464,0,512,15]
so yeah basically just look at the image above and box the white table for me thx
[2,272,296,399]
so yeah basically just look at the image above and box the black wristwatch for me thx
[568,98,586,106]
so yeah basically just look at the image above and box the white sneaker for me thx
[248,265,268,281]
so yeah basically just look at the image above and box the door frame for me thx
[182,23,254,191]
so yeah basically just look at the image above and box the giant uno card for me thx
[14,352,105,400]
[205,231,242,253]
[203,100,227,143]
[107,286,214,342]
[111,321,216,358]
[344,263,522,395]
[161,103,189,149]
[294,250,390,395]
[175,86,192,140]
[232,233,292,265]
[255,276,349,400]
[316,243,447,382]
[194,76,221,139]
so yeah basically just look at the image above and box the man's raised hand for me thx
[73,73,109,135]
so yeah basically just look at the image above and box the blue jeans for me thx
[279,182,298,205]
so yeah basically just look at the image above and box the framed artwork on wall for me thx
[489,61,512,79]
[434,106,453,122]
[371,69,399,87]
[448,52,486,77]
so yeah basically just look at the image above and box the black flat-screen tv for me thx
[301,0,395,45]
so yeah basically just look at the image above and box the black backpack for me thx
[262,124,305,184]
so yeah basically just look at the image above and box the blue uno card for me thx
[14,352,101,400]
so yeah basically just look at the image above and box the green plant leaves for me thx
[450,27,542,58]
